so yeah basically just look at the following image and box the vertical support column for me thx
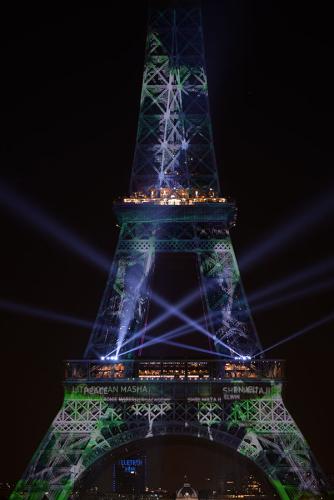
[84,225,155,359]
[197,237,262,358]
[226,396,328,497]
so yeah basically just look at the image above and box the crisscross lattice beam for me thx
[130,1,220,194]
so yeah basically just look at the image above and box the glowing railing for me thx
[122,196,228,206]
[121,187,230,206]
[64,359,285,382]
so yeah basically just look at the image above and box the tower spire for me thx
[130,0,220,194]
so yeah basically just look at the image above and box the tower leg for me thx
[226,396,328,498]
[84,238,155,359]
[11,388,330,499]
[197,240,261,357]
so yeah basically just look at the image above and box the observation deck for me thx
[64,359,285,402]
[65,359,284,382]
[113,188,237,226]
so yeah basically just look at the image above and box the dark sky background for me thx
[0,0,333,491]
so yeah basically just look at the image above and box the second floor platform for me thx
[64,358,284,383]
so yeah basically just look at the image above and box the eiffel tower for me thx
[11,2,330,499]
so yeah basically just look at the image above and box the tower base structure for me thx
[11,359,331,499]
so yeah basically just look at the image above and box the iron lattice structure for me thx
[84,200,261,360]
[11,2,331,499]
[130,1,220,194]
[13,374,325,499]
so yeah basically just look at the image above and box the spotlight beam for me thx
[121,309,231,357]
[0,183,220,356]
[120,330,225,359]
[251,277,334,315]
[119,324,195,357]
[150,292,242,357]
[0,294,213,361]
[0,298,93,330]
[239,187,334,270]
[145,335,223,358]
[0,181,110,272]
[255,311,334,357]
[0,298,225,360]
[119,312,221,357]
[138,323,194,351]
[107,281,218,356]
[171,262,334,334]
[248,257,334,304]
[105,286,204,357]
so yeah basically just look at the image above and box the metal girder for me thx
[130,2,219,194]
[198,245,262,357]
[119,239,232,252]
[11,387,328,499]
[84,247,154,359]
[84,218,259,359]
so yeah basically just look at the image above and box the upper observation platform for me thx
[114,188,237,226]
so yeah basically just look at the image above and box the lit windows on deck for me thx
[64,359,284,381]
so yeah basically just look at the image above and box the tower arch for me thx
[12,377,328,499]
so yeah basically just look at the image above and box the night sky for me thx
[1,0,333,490]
